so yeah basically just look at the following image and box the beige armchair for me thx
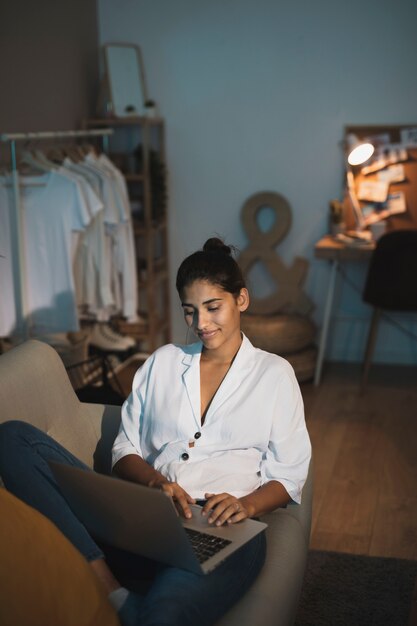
[0,339,312,626]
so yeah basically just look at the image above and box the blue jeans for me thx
[0,421,266,626]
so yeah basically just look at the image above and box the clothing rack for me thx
[0,128,113,339]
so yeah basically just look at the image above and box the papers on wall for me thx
[365,133,391,145]
[357,179,389,203]
[345,125,417,233]
[361,145,408,175]
[377,164,406,184]
[362,191,407,226]
[386,191,407,214]
[399,127,417,147]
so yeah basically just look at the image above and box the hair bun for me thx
[203,237,232,256]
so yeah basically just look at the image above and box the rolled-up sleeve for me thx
[111,357,151,469]
[260,362,311,504]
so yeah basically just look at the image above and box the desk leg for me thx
[314,259,339,386]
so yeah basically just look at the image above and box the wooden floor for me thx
[301,362,417,560]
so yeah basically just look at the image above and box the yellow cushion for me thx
[0,488,119,626]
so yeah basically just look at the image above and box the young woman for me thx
[0,237,311,626]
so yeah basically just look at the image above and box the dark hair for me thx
[176,237,246,297]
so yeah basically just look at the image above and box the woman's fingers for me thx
[202,492,248,526]
[175,491,193,519]
[160,482,194,519]
[149,484,247,524]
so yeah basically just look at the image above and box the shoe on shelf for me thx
[89,323,136,352]
[104,324,136,350]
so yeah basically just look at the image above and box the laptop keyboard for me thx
[184,528,232,563]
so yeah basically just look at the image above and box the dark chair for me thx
[362,229,417,385]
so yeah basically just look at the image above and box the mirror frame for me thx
[104,43,148,117]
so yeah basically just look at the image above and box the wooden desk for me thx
[314,236,375,385]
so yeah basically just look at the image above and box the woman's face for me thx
[180,280,249,353]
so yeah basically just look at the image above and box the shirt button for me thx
[181,452,189,461]
[194,431,201,439]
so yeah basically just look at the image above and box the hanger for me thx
[34,149,60,169]
[43,149,63,165]
[82,142,98,157]
[0,142,49,186]
[61,144,84,163]
[20,149,53,173]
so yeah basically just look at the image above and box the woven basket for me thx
[285,346,317,382]
[241,313,316,355]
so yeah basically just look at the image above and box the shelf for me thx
[137,256,167,284]
[138,270,168,289]
[85,117,164,127]
[133,217,167,235]
[84,115,171,352]
[115,315,168,340]
[125,173,145,182]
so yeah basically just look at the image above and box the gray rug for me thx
[295,550,417,626]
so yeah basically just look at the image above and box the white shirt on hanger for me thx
[98,153,130,222]
[81,154,120,225]
[0,179,16,336]
[84,152,138,320]
[60,161,114,312]
[20,170,91,334]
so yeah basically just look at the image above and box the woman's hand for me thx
[201,492,250,526]
[148,477,195,519]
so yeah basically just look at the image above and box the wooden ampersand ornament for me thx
[238,192,313,315]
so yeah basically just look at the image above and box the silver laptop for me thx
[50,462,267,575]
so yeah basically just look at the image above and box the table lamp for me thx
[345,134,375,230]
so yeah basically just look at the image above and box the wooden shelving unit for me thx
[84,116,171,352]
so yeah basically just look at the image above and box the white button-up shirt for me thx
[112,334,311,503]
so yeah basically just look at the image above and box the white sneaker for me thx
[104,324,137,349]
[89,323,135,352]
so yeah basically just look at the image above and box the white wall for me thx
[98,0,417,363]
